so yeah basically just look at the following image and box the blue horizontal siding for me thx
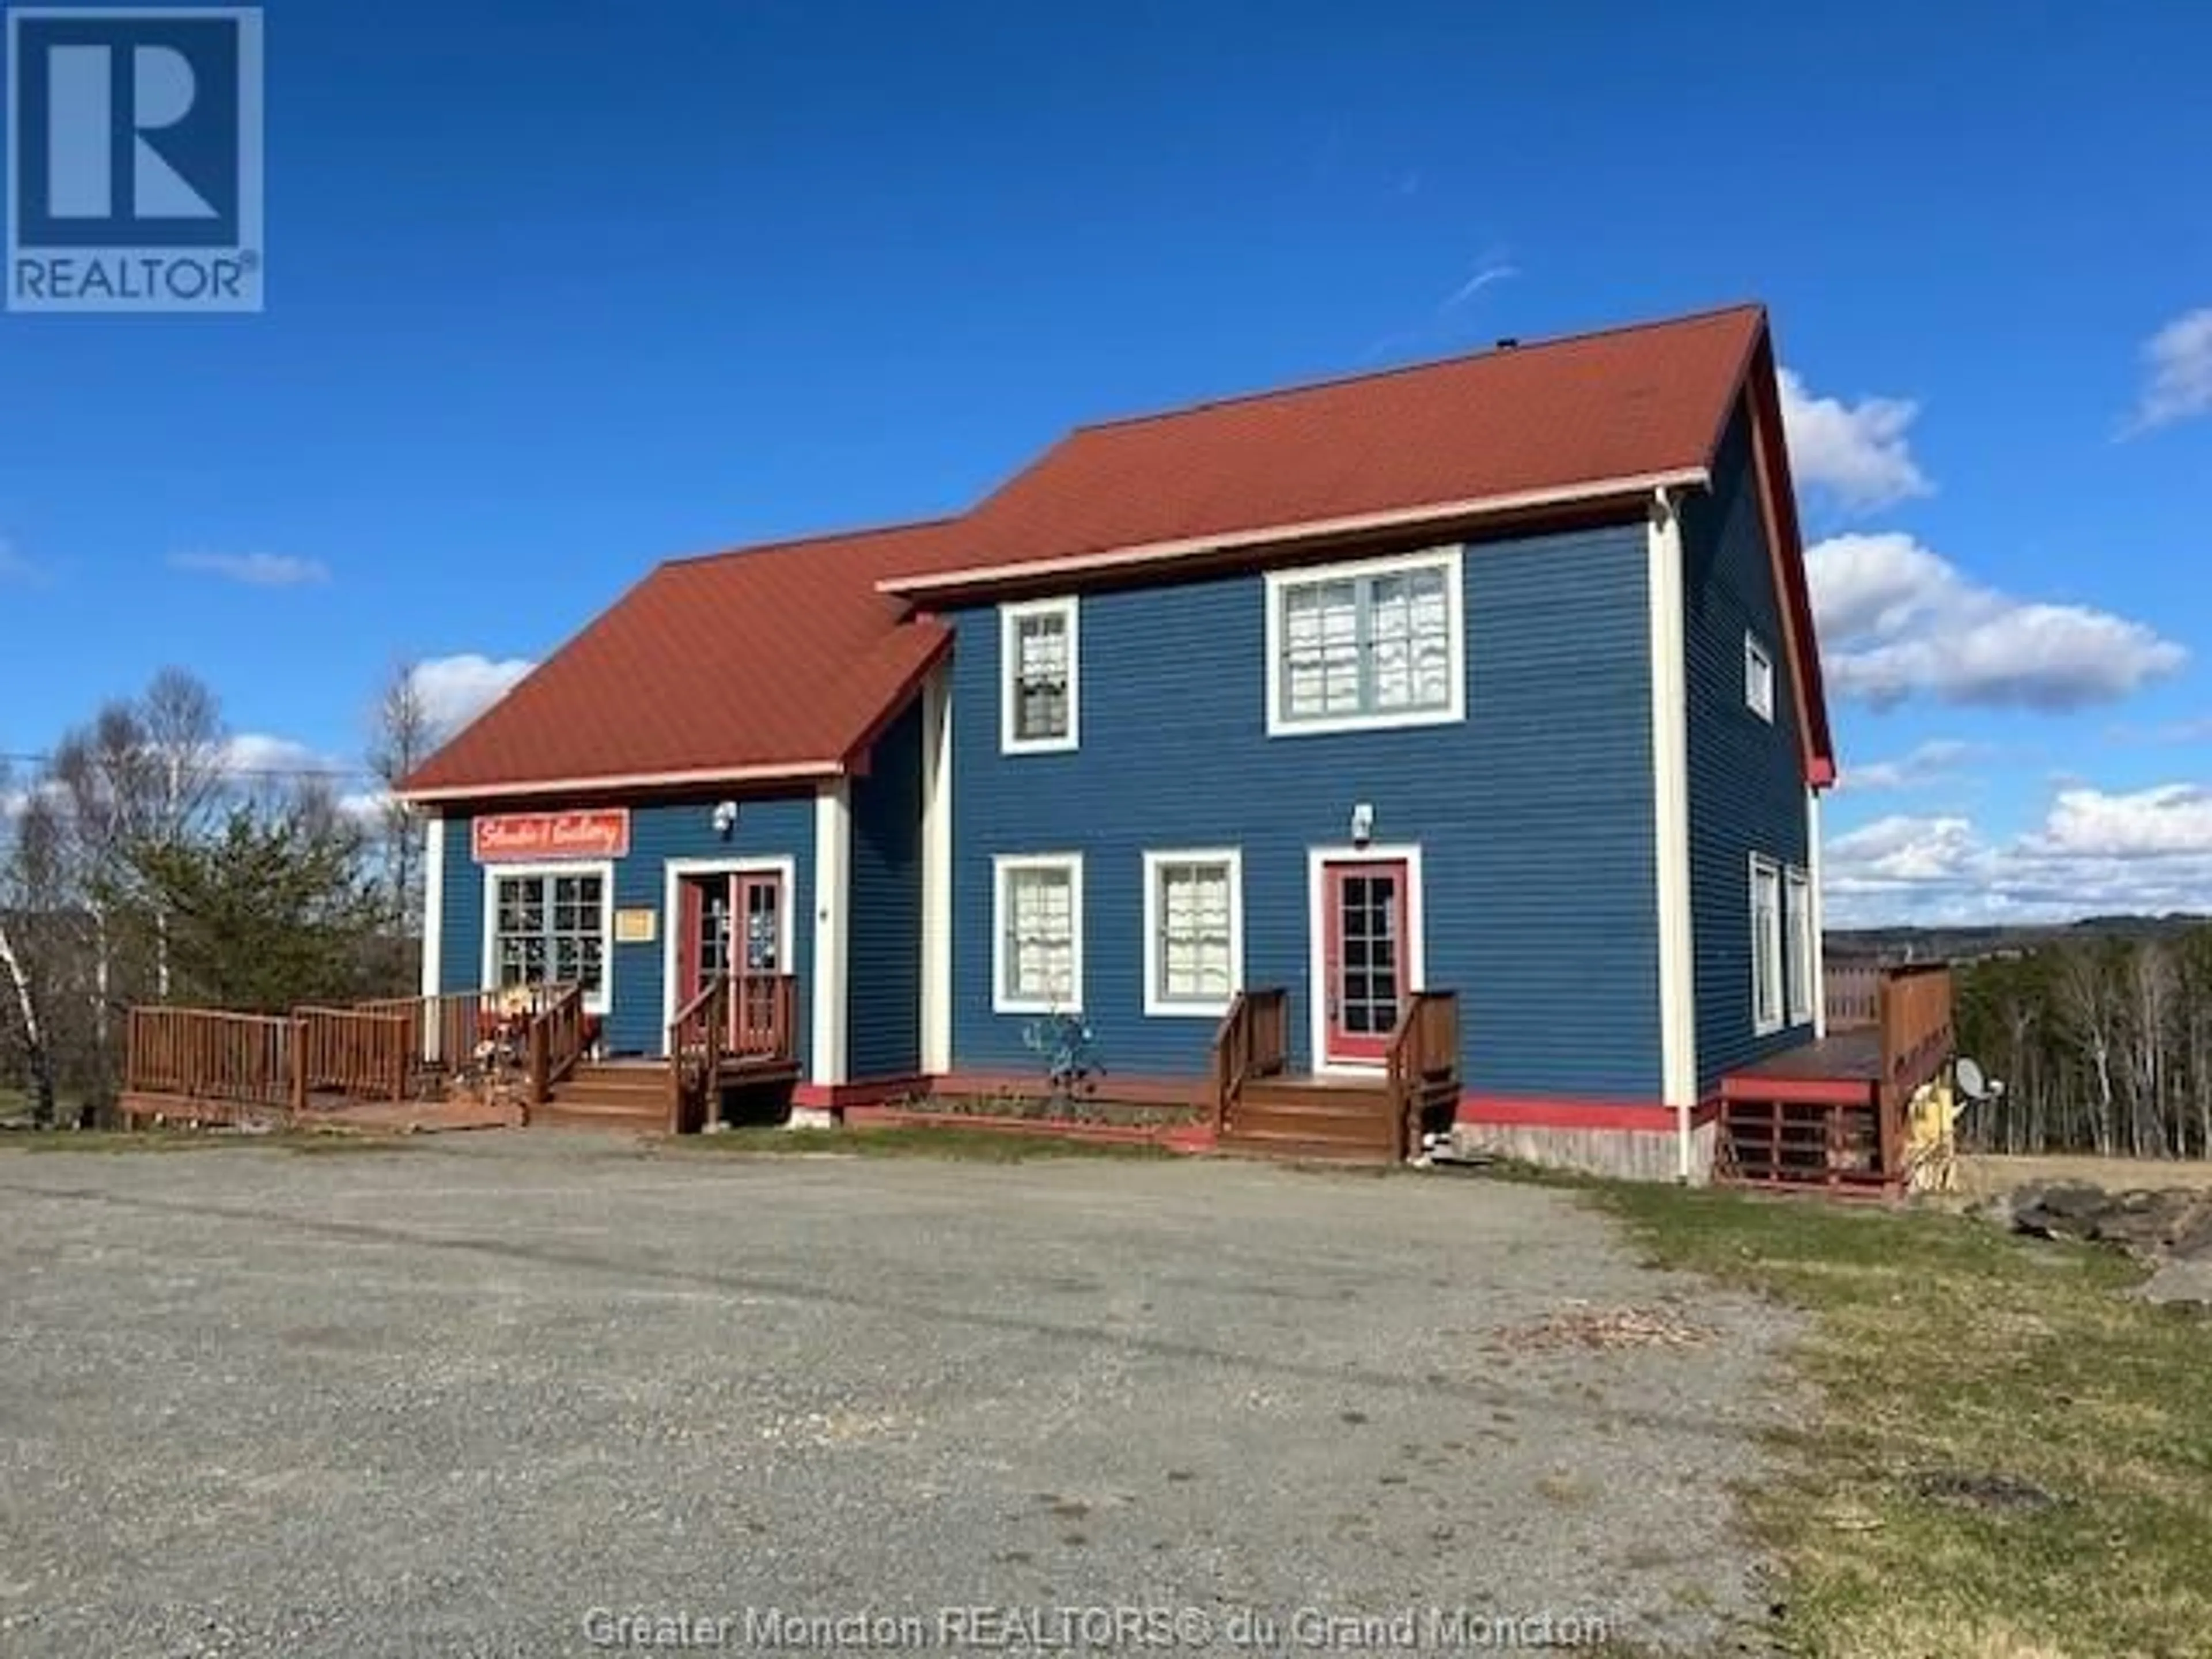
[437,794,816,1067]
[948,525,1662,1102]
[849,700,924,1079]
[1683,401,1814,1090]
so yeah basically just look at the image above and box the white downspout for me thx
[1808,786,1828,1040]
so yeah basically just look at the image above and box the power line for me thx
[0,749,381,783]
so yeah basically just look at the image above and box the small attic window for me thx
[1744,634,1775,723]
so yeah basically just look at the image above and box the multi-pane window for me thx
[1001,597,1078,751]
[1751,857,1783,1034]
[493,870,607,1002]
[994,855,1082,1010]
[1785,866,1813,1026]
[1268,550,1462,733]
[1745,634,1775,722]
[1144,851,1241,1014]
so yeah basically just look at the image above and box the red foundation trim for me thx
[791,1073,931,1110]
[1455,1093,1723,1132]
[1717,1074,1875,1107]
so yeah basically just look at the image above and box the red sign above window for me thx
[471,809,631,863]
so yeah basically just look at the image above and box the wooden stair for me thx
[1220,1075,1400,1163]
[532,1059,670,1132]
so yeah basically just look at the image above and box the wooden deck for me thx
[1718,965,1955,1190]
[117,974,801,1139]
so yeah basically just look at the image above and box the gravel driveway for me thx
[0,1138,1796,1656]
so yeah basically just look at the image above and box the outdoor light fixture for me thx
[710,801,738,840]
[1350,802,1374,846]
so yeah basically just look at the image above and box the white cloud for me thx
[169,551,332,587]
[220,732,327,776]
[408,653,534,734]
[1838,738,1980,793]
[2126,306,2212,434]
[1808,532,2186,710]
[1827,785,2212,924]
[1777,368,1932,513]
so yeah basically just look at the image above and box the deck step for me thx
[1217,1128,1397,1164]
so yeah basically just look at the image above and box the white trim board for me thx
[419,812,445,1001]
[812,781,852,1086]
[658,855,798,1058]
[876,467,1711,596]
[1646,491,1698,1171]
[1305,843,1426,1075]
[479,859,618,1018]
[1141,847,1245,1018]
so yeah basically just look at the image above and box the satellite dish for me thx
[1955,1056,2004,1101]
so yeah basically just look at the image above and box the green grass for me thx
[1595,1183,2212,1659]
[0,1126,416,1155]
[661,1124,1175,1162]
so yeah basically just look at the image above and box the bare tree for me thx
[0,764,65,1124]
[47,670,228,1089]
[2122,941,2179,1157]
[2054,943,2123,1156]
[366,660,436,935]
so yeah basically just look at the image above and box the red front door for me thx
[678,870,785,1049]
[1320,858,1411,1065]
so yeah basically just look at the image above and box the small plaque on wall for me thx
[614,908,658,945]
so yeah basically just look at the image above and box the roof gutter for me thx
[877,466,1711,597]
[397,758,847,808]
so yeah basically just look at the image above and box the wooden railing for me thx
[357,983,581,1075]
[527,982,589,1106]
[1877,963,1955,1179]
[294,1006,410,1103]
[733,973,797,1060]
[666,973,730,1135]
[1386,991,1461,1160]
[1824,962,1883,1031]
[124,1006,305,1118]
[1211,988,1288,1136]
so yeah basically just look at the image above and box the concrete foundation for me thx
[787,1105,840,1131]
[1453,1119,1718,1184]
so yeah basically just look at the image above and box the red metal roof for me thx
[399,519,971,802]
[885,304,1769,591]
[402,302,1834,800]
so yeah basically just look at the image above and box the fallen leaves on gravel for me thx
[1486,1301,1719,1353]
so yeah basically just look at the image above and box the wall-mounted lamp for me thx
[1350,802,1374,847]
[710,801,738,840]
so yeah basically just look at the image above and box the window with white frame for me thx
[1745,633,1775,722]
[1784,866,1813,1026]
[1750,857,1784,1035]
[491,869,608,1005]
[1001,597,1079,752]
[1143,850,1243,1015]
[1266,548,1464,734]
[994,855,1082,1011]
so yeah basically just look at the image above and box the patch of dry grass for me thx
[1596,1185,2212,1659]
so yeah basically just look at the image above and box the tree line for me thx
[0,665,440,1124]
[1953,930,2212,1159]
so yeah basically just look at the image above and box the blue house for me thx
[399,303,1839,1178]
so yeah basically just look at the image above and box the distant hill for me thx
[1828,914,2212,963]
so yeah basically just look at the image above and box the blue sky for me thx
[2,0,2207,923]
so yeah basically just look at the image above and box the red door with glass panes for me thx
[678,870,785,1051]
[1320,859,1411,1065]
